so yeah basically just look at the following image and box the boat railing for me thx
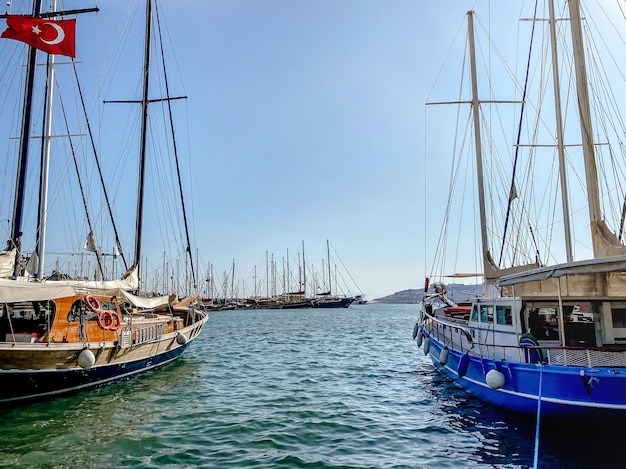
[544,347,626,368]
[422,308,626,368]
[422,309,474,354]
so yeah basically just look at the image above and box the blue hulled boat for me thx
[416,1,626,418]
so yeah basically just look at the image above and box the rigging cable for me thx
[56,77,105,279]
[70,59,129,271]
[154,1,196,290]
[499,0,539,267]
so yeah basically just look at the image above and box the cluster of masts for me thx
[200,241,363,305]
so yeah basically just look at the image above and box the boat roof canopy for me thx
[498,255,626,286]
[0,278,75,302]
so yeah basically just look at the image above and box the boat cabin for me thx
[0,295,185,345]
[464,297,626,352]
[0,300,54,343]
[464,298,598,346]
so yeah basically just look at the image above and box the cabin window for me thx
[1,301,54,321]
[100,301,116,312]
[471,305,478,322]
[527,306,559,340]
[480,305,493,323]
[563,304,594,323]
[612,308,626,328]
[0,301,55,342]
[67,300,98,323]
[563,304,597,347]
[496,306,513,325]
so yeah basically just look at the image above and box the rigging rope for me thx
[71,60,129,271]
[533,363,544,469]
[499,0,539,267]
[56,76,105,279]
[154,1,196,289]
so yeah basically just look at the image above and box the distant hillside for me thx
[373,284,485,304]
[372,289,423,304]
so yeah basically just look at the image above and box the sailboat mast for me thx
[9,0,43,277]
[548,0,574,263]
[231,259,235,300]
[134,0,153,285]
[36,26,55,280]
[467,11,491,283]
[266,251,269,296]
[326,239,331,295]
[302,240,306,296]
[567,0,603,258]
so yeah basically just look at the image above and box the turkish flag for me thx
[1,15,76,58]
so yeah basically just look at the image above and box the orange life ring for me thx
[97,311,121,331]
[84,295,101,313]
[96,311,110,329]
[109,311,121,331]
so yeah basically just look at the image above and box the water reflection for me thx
[415,356,626,468]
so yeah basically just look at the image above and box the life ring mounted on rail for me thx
[519,332,544,363]
[84,295,122,332]
[83,295,101,313]
[96,310,122,332]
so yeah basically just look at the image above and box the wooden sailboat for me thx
[0,0,207,405]
[417,0,626,418]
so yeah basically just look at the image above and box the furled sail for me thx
[0,249,15,278]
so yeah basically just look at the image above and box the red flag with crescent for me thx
[1,15,76,58]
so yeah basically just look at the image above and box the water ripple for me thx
[0,305,614,467]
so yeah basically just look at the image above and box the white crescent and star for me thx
[30,22,65,45]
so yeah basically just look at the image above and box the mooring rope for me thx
[533,363,544,468]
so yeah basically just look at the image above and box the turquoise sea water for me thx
[0,304,623,468]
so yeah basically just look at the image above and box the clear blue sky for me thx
[168,0,475,300]
[163,0,483,299]
[2,0,549,300]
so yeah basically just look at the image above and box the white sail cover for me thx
[0,249,16,278]
[0,264,176,308]
[58,264,140,294]
[54,265,175,308]
[24,251,38,277]
[0,278,75,302]
[119,290,175,309]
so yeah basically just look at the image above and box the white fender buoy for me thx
[78,349,96,369]
[486,369,506,389]
[439,346,449,366]
[176,333,188,345]
[416,330,424,348]
[423,337,431,356]
[412,323,420,340]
